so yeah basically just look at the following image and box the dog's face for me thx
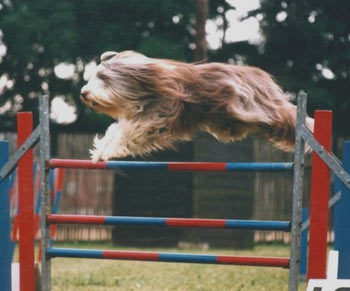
[80,51,151,118]
[81,50,192,124]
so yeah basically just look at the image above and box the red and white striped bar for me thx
[49,159,293,172]
[47,248,290,268]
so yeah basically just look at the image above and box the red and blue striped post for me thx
[46,247,290,268]
[17,112,35,291]
[307,111,332,280]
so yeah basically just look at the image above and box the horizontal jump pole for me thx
[49,159,293,172]
[46,248,290,268]
[47,214,291,231]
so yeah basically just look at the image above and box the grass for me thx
[50,242,306,291]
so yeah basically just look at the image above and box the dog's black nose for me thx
[80,91,88,100]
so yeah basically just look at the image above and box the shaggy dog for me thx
[81,51,314,162]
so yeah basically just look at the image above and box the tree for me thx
[247,0,350,136]
[194,0,208,61]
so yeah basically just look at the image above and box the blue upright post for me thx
[299,208,309,280]
[334,141,350,279]
[0,141,12,291]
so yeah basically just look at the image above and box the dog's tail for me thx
[263,104,314,153]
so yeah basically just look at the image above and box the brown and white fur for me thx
[81,50,314,162]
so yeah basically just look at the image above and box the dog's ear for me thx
[100,51,119,62]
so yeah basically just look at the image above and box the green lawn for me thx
[50,242,306,291]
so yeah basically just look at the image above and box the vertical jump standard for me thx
[1,93,350,291]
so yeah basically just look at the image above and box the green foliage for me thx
[247,0,350,136]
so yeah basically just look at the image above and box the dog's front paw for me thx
[100,146,131,161]
[89,135,104,162]
[90,147,104,162]
[90,145,131,162]
[89,125,133,161]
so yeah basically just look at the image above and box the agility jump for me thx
[1,93,350,291]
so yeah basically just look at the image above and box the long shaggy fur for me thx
[81,50,314,161]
